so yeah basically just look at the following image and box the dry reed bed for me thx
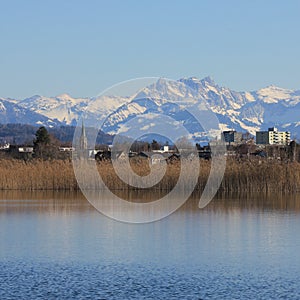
[0,159,78,190]
[0,158,300,192]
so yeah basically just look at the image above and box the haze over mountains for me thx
[1,77,300,138]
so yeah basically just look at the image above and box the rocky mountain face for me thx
[1,77,300,139]
[100,77,300,139]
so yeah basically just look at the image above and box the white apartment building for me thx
[256,127,290,145]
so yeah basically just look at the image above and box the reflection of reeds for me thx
[0,158,300,192]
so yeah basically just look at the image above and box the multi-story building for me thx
[256,127,290,145]
[222,130,243,144]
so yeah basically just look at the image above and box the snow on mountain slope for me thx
[17,94,88,125]
[0,101,6,111]
[1,77,300,138]
[179,77,250,111]
[135,78,201,106]
[102,78,215,136]
[254,85,300,104]
[88,95,131,119]
[16,93,130,126]
[100,77,300,137]
[0,99,60,127]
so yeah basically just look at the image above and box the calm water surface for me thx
[1,191,300,299]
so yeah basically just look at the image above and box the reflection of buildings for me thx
[256,127,290,145]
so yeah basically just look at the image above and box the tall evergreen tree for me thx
[34,126,50,145]
[33,126,56,159]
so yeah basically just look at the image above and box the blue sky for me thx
[0,0,299,98]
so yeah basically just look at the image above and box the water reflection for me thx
[0,190,300,214]
[204,191,300,212]
[0,191,92,214]
[0,191,300,298]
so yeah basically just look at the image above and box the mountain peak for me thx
[55,93,73,100]
[188,76,200,81]
[200,76,216,86]
[22,95,43,102]
[256,85,295,104]
[1,77,300,138]
[179,76,217,89]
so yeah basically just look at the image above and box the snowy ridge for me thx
[1,77,300,137]
[15,93,129,126]
[101,77,300,137]
[0,98,60,127]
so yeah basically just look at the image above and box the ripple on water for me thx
[1,261,300,299]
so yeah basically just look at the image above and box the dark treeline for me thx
[0,124,114,145]
[0,124,37,145]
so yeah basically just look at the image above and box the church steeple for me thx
[79,120,87,150]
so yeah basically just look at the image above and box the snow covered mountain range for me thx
[1,77,300,138]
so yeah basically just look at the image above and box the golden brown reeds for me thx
[0,158,300,192]
[0,159,78,190]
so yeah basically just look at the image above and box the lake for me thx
[1,191,300,299]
